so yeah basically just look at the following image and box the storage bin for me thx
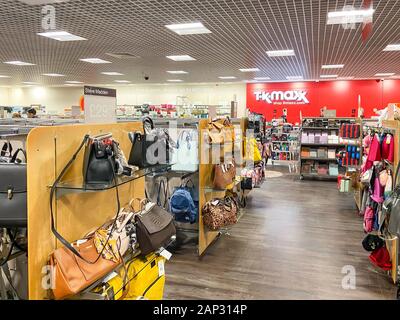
[308,133,315,144]
[317,148,327,158]
[310,149,317,158]
[301,147,310,158]
[328,149,336,159]
[301,132,309,143]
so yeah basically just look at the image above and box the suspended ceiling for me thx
[0,0,399,87]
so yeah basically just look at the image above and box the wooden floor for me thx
[164,168,397,300]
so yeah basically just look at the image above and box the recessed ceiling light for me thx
[383,44,400,51]
[375,73,395,77]
[166,55,196,61]
[327,8,374,25]
[167,70,188,74]
[101,72,124,76]
[337,77,355,80]
[80,58,111,64]
[65,81,83,84]
[165,22,211,35]
[0,75,10,78]
[37,31,87,42]
[64,84,82,86]
[286,76,303,81]
[254,77,271,80]
[266,50,295,57]
[42,73,65,77]
[322,64,344,69]
[239,68,260,72]
[114,80,131,83]
[167,79,183,82]
[4,60,35,66]
[218,76,237,80]
[320,75,338,78]
[22,81,38,85]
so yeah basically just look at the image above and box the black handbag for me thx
[0,149,27,228]
[241,177,253,190]
[135,201,176,255]
[128,117,171,168]
[83,133,116,186]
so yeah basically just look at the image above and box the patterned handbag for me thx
[202,197,238,231]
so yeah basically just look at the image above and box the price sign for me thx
[84,86,117,123]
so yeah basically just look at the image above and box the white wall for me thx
[6,83,247,117]
[0,87,9,105]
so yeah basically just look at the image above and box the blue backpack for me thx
[169,187,197,223]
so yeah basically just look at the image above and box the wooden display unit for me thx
[26,122,145,300]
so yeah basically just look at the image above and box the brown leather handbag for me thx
[50,237,120,300]
[135,202,176,255]
[202,197,238,231]
[213,161,236,189]
[207,117,235,144]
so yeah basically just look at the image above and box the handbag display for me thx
[128,117,173,168]
[0,149,27,228]
[213,161,236,190]
[202,197,238,231]
[135,201,176,255]
[171,129,199,172]
[50,237,121,300]
[207,118,234,145]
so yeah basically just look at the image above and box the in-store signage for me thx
[253,90,309,105]
[84,86,116,98]
[84,86,117,123]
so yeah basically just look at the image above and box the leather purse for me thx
[135,201,176,255]
[213,161,236,190]
[128,117,173,168]
[50,237,120,300]
[207,118,234,144]
[82,133,116,186]
[202,197,238,231]
[0,149,27,228]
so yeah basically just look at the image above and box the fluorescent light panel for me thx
[167,79,183,82]
[383,44,400,51]
[286,76,303,80]
[37,31,87,42]
[167,70,188,74]
[0,75,10,78]
[42,73,65,77]
[239,68,260,72]
[65,81,83,84]
[219,76,236,79]
[22,81,37,85]
[338,77,354,80]
[165,22,211,35]
[266,50,295,57]
[254,77,270,80]
[320,75,338,78]
[375,73,395,77]
[114,80,131,83]
[327,8,374,25]
[80,58,111,64]
[166,55,196,61]
[322,64,344,69]
[4,60,35,66]
[101,72,124,76]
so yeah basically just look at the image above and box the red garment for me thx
[381,134,394,163]
[369,246,392,271]
[367,134,381,162]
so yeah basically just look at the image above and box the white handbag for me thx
[171,130,199,172]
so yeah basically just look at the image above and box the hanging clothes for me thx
[381,133,394,163]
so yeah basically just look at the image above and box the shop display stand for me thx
[26,122,153,300]
[299,117,361,180]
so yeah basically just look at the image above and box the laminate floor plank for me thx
[164,170,397,300]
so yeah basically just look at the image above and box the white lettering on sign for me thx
[254,90,309,104]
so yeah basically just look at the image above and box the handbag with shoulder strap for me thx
[213,161,236,190]
[202,197,238,231]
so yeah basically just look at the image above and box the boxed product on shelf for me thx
[328,131,339,144]
[317,148,328,158]
[317,164,329,175]
[321,132,328,144]
[310,149,317,158]
[314,131,322,144]
[301,132,309,143]
[301,147,310,157]
[329,163,339,176]
[308,132,315,144]
[328,149,336,159]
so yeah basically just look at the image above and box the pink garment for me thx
[363,207,374,233]
[381,134,394,163]
[367,134,381,162]
[371,176,384,203]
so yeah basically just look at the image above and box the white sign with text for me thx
[84,86,117,123]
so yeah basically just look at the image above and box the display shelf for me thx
[300,173,338,179]
[301,157,337,162]
[302,127,340,130]
[301,143,346,147]
[51,164,172,199]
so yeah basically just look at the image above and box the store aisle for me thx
[164,169,397,300]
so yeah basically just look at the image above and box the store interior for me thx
[1,0,400,301]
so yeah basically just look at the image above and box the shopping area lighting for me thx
[65,81,83,84]
[266,50,295,57]
[254,77,271,80]
[166,55,196,61]
[167,79,183,82]
[383,44,400,51]
[4,60,35,66]
[0,75,10,78]
[167,71,188,74]
[22,82,38,85]
[218,76,237,79]
[322,64,344,69]
[42,73,65,77]
[37,31,87,42]
[165,22,211,35]
[327,8,374,25]
[101,72,124,76]
[114,80,131,83]
[286,76,303,80]
[239,68,260,72]
[374,73,395,77]
[320,75,338,78]
[80,58,111,64]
